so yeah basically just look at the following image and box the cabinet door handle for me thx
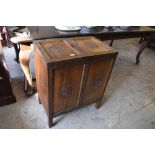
[0,76,3,80]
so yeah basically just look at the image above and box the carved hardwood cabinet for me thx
[34,37,118,127]
[0,40,16,106]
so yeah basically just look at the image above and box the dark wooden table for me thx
[14,26,155,64]
[27,26,154,40]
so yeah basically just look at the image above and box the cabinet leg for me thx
[38,97,42,104]
[95,100,102,109]
[48,116,53,128]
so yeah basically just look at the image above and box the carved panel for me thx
[85,43,99,49]
[50,45,65,52]
[59,85,73,97]
[90,76,102,89]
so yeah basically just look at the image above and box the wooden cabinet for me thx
[34,37,118,127]
[0,40,16,106]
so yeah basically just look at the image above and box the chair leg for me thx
[23,75,33,95]
[19,48,34,95]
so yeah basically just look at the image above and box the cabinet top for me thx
[34,37,117,63]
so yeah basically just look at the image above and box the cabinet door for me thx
[79,57,115,106]
[53,64,83,114]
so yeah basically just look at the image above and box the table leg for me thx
[109,40,114,46]
[13,43,20,63]
[139,37,144,44]
[136,37,151,64]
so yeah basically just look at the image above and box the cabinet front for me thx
[53,64,83,114]
[79,58,115,106]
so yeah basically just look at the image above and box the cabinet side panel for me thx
[34,46,48,112]
[53,64,83,114]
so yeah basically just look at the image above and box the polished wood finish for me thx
[34,37,118,127]
[0,39,16,106]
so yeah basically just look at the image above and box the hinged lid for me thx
[70,37,114,55]
[34,37,117,63]
[40,39,81,60]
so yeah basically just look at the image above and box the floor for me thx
[1,38,155,129]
